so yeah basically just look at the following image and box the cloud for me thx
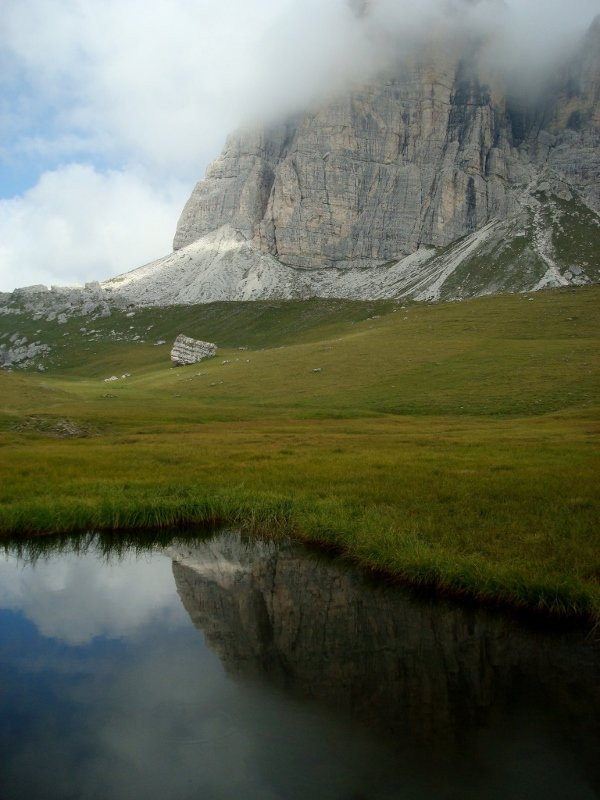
[0,0,598,290]
[248,0,600,121]
[0,164,187,291]
[3,0,596,178]
[0,0,292,179]
[0,549,185,644]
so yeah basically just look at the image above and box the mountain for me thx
[99,12,600,306]
[1,11,599,319]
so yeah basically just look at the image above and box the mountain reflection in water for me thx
[168,532,600,775]
[0,530,598,800]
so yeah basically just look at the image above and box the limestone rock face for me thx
[174,23,600,275]
[2,15,599,310]
[174,125,294,253]
[175,55,517,268]
[0,282,122,323]
[170,334,216,365]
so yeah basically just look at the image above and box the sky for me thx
[1,0,599,293]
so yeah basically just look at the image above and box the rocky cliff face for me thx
[2,14,599,312]
[145,17,598,306]
[166,533,600,769]
[175,48,518,267]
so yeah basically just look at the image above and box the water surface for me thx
[0,530,598,799]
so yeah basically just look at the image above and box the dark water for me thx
[0,531,598,800]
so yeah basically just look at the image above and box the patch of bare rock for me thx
[170,334,217,366]
[10,416,96,438]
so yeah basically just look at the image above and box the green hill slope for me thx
[1,287,598,620]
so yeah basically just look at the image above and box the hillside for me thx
[1,287,598,618]
[1,287,598,417]
[1,5,598,619]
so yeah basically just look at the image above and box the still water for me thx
[0,530,598,800]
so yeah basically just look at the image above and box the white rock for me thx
[170,335,217,366]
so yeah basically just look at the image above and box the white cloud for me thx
[0,1,299,290]
[0,548,186,644]
[0,0,598,291]
[0,164,188,291]
[4,0,595,180]
[1,0,293,178]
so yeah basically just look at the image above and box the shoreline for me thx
[2,497,598,625]
[2,289,598,626]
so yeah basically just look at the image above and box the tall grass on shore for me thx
[1,287,598,619]
[0,414,597,619]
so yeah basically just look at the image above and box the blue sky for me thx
[1,0,599,293]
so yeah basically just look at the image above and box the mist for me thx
[1,0,598,291]
[244,0,600,124]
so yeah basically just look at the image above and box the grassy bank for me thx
[1,287,599,618]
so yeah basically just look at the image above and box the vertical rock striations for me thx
[174,49,520,268]
[97,15,600,306]
[170,18,600,292]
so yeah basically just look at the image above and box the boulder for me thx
[170,334,217,366]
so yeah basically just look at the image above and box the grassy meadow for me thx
[1,287,599,619]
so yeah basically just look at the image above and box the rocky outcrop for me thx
[1,15,599,310]
[175,62,518,268]
[100,195,600,305]
[96,15,600,305]
[166,533,600,769]
[0,282,124,324]
[170,334,216,366]
[174,25,597,254]
[0,334,50,369]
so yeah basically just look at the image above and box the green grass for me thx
[440,220,547,298]
[0,297,400,375]
[1,286,599,619]
[551,195,600,281]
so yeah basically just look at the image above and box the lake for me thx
[0,529,598,799]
